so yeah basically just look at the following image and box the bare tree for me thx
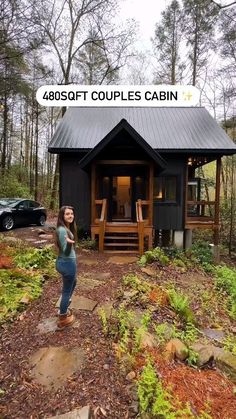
[30,0,136,208]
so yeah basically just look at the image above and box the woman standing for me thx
[55,206,77,329]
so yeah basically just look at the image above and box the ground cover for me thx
[0,229,236,418]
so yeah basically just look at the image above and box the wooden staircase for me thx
[91,199,153,255]
[103,222,139,253]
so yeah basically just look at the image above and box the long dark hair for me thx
[56,205,78,246]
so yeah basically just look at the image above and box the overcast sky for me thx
[119,0,170,50]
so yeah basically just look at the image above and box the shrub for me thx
[0,269,42,323]
[14,245,55,269]
[168,288,194,323]
[190,240,213,267]
[138,247,169,267]
[214,265,236,318]
[79,237,97,250]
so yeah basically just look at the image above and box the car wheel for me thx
[2,215,14,231]
[38,214,46,226]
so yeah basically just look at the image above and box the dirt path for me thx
[0,242,140,418]
[1,227,236,418]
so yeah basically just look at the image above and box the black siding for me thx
[59,153,91,230]
[153,155,186,230]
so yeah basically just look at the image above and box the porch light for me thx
[188,157,193,166]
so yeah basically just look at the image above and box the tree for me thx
[182,0,219,86]
[218,7,236,77]
[31,0,136,208]
[152,0,185,85]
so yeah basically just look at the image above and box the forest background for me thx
[0,0,235,254]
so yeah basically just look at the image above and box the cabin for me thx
[48,107,236,254]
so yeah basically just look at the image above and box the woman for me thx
[55,206,77,329]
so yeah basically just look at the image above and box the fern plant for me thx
[168,288,194,323]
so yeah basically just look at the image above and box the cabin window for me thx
[154,176,177,203]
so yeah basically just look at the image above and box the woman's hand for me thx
[65,236,75,244]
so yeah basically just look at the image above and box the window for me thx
[154,176,177,203]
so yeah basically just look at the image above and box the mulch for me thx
[0,227,236,418]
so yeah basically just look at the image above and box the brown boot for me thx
[57,311,75,330]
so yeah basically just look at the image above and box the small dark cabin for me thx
[48,107,236,254]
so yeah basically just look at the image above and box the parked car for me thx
[0,198,47,231]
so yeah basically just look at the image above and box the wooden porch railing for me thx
[136,199,152,254]
[99,199,107,252]
[186,200,216,228]
[91,199,107,252]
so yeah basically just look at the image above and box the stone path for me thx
[22,252,236,418]
[29,346,86,390]
[48,406,91,419]
[26,255,141,416]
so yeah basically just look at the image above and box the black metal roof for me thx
[48,107,236,154]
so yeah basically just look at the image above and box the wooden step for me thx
[104,250,139,254]
[104,243,138,247]
[104,235,138,240]
[105,225,138,234]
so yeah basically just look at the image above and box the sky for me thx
[119,0,170,50]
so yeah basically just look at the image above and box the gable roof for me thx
[79,118,167,169]
[48,107,236,154]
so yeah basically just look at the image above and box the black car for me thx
[0,198,47,231]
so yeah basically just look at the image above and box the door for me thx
[97,165,149,222]
[131,175,147,220]
[112,176,131,220]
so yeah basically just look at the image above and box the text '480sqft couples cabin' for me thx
[48,107,236,255]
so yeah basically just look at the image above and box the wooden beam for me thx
[91,163,96,224]
[184,163,189,227]
[96,160,149,165]
[214,157,221,248]
[149,162,154,225]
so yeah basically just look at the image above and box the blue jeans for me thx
[56,257,77,315]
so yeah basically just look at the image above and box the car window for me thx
[29,201,40,208]
[17,200,29,209]
[0,199,19,207]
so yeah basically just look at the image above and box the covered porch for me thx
[185,156,221,248]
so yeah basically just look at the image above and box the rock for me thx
[201,328,225,343]
[191,343,214,367]
[140,331,158,349]
[37,317,80,334]
[126,371,136,381]
[107,256,138,265]
[48,405,92,418]
[78,276,105,290]
[123,290,139,300]
[215,351,236,384]
[56,295,98,311]
[29,346,86,390]
[141,267,158,277]
[129,401,139,414]
[164,338,188,361]
[20,294,31,304]
[103,364,109,370]
[163,340,176,361]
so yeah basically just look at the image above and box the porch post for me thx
[91,163,96,224]
[213,157,221,262]
[184,160,189,227]
[149,162,154,225]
